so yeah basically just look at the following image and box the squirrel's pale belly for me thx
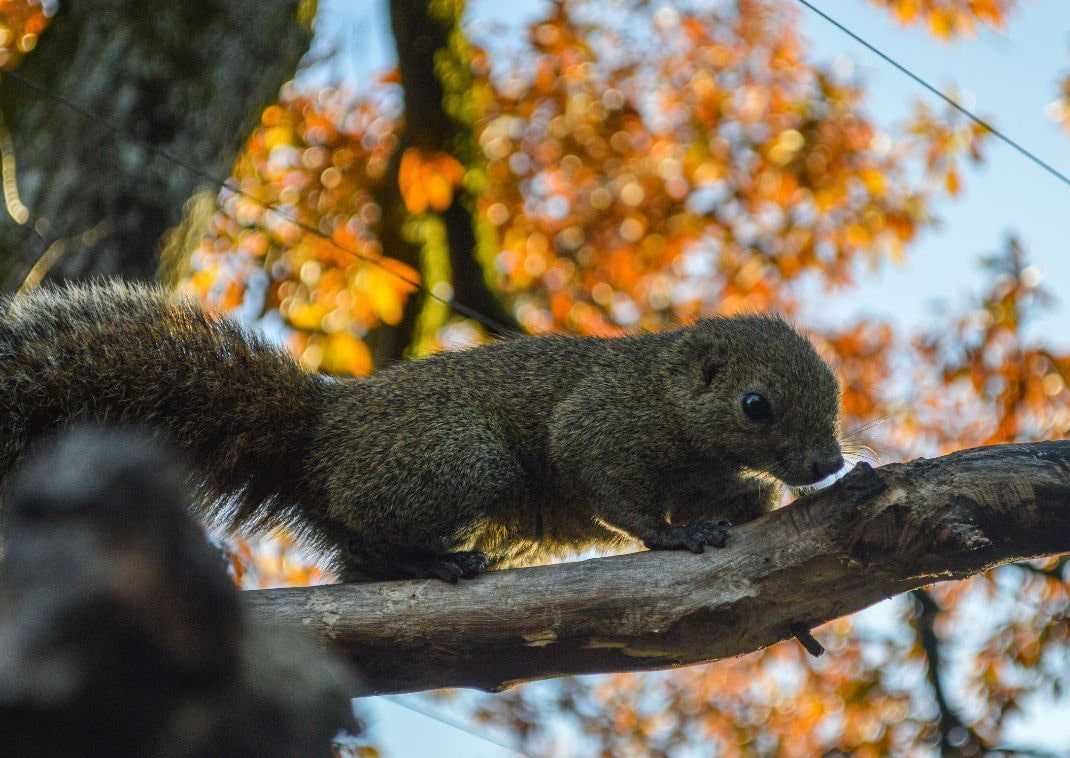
[463,496,638,568]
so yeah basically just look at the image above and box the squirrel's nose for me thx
[811,452,844,482]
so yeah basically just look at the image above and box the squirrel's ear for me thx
[669,328,726,389]
[700,351,720,385]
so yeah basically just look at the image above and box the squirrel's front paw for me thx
[644,518,732,554]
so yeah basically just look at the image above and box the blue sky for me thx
[797,0,1069,346]
[305,1,1070,753]
[308,0,1070,342]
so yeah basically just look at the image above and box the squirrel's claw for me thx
[431,551,490,583]
[700,518,732,549]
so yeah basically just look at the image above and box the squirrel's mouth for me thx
[781,465,851,492]
[773,456,847,488]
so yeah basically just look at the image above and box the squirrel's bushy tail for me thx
[0,280,326,542]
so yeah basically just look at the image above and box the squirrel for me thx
[0,280,844,583]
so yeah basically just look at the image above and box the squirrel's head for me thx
[665,316,844,487]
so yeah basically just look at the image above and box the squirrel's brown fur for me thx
[0,281,844,582]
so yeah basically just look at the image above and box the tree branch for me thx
[373,0,519,366]
[911,588,986,756]
[243,441,1070,696]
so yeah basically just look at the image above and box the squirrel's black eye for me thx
[742,393,772,421]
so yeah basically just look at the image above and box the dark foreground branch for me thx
[244,442,1070,696]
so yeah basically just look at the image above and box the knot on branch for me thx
[831,463,997,572]
[935,506,992,552]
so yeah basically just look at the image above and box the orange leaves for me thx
[1049,71,1070,136]
[354,258,420,326]
[189,26,1069,758]
[469,0,960,333]
[904,99,989,210]
[914,237,1070,449]
[225,534,329,590]
[0,0,51,69]
[867,0,1022,39]
[475,629,920,756]
[191,89,414,376]
[398,148,464,213]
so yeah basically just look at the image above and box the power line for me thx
[793,0,1070,190]
[9,4,1069,320]
[380,695,529,756]
[2,67,517,337]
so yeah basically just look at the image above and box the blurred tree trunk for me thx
[374,0,519,365]
[0,0,312,290]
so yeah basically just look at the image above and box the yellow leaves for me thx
[263,125,294,150]
[867,0,1020,39]
[190,90,418,375]
[845,223,872,247]
[859,169,887,196]
[914,237,1070,451]
[906,100,990,199]
[398,148,464,213]
[928,9,956,39]
[260,104,287,127]
[690,160,723,185]
[766,129,805,166]
[321,332,372,375]
[287,301,328,331]
[945,167,961,195]
[356,261,418,326]
[187,267,218,300]
[1049,72,1070,135]
[469,0,957,332]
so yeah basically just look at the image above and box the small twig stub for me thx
[789,621,826,657]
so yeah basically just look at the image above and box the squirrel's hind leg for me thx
[324,425,524,583]
[337,541,489,583]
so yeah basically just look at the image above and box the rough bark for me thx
[0,0,310,289]
[243,441,1070,696]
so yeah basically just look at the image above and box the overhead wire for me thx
[4,12,1067,757]
[6,4,1070,331]
[793,0,1070,190]
[2,67,518,337]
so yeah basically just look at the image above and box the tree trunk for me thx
[0,0,311,289]
[243,441,1070,696]
[373,0,519,365]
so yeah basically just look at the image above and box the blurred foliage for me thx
[192,0,985,363]
[185,0,1065,753]
[189,86,414,373]
[866,0,1021,39]
[461,236,1070,756]
[917,237,1070,447]
[1051,69,1070,136]
[0,0,51,70]
[5,0,1068,754]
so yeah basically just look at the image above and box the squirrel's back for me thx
[0,280,323,534]
[0,279,844,582]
